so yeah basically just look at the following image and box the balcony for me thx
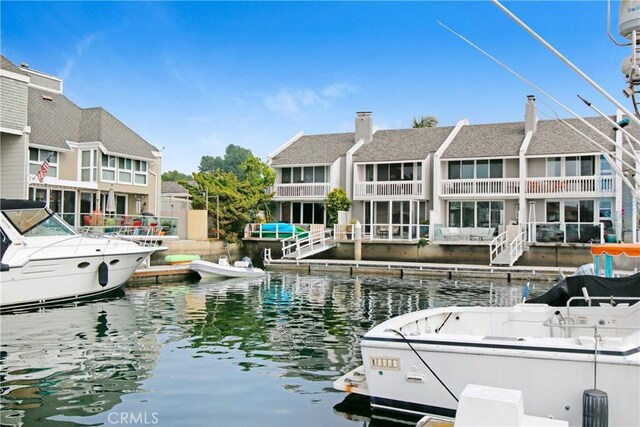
[353,181,423,200]
[525,176,615,198]
[76,213,179,242]
[441,178,520,198]
[272,183,331,200]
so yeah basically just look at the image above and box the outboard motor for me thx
[242,256,253,269]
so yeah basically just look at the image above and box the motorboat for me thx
[190,256,265,280]
[334,271,640,426]
[0,199,164,311]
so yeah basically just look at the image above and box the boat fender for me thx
[0,263,9,272]
[98,262,109,287]
[582,389,608,427]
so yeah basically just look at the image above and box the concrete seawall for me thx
[242,239,595,269]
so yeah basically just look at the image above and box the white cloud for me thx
[264,82,357,118]
[60,33,98,80]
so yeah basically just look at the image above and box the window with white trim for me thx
[80,149,98,182]
[363,162,422,182]
[118,158,132,183]
[101,154,116,182]
[134,160,147,185]
[280,166,327,184]
[29,148,58,178]
[448,159,503,179]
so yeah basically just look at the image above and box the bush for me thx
[325,189,351,226]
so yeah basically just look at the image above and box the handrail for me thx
[282,227,332,259]
[508,229,526,266]
[489,230,508,264]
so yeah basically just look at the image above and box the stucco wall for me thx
[187,209,208,241]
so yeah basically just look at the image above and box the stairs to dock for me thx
[490,228,528,266]
[281,228,335,260]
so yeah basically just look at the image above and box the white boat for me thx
[334,272,640,426]
[0,199,163,311]
[190,256,265,279]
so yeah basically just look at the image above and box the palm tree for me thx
[412,115,438,128]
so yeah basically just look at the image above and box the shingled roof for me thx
[441,122,524,159]
[270,132,355,166]
[0,55,29,76]
[353,127,456,162]
[28,87,82,150]
[28,87,158,158]
[161,181,190,195]
[526,116,620,156]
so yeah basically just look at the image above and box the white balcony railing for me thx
[441,178,520,197]
[353,181,423,199]
[273,183,331,199]
[525,176,615,198]
[441,176,615,198]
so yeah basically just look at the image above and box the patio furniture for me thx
[440,227,460,240]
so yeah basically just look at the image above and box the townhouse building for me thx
[350,114,461,239]
[268,130,354,225]
[268,97,639,245]
[0,56,162,226]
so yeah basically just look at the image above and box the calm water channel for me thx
[1,272,553,427]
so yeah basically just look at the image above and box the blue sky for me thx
[1,1,630,174]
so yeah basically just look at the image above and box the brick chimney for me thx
[525,95,537,134]
[355,111,373,144]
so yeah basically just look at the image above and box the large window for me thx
[543,199,600,243]
[81,149,98,182]
[134,160,147,185]
[546,155,595,177]
[29,148,58,178]
[101,155,116,182]
[28,188,77,226]
[448,200,503,229]
[448,159,503,179]
[280,166,328,184]
[546,157,561,177]
[284,202,325,224]
[363,162,421,182]
[119,158,132,183]
[101,154,145,185]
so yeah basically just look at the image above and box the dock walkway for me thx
[265,258,576,282]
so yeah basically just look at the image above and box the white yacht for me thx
[334,273,640,426]
[0,199,163,310]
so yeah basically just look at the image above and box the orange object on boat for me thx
[591,243,640,257]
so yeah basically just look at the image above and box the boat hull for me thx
[336,303,640,426]
[359,337,638,425]
[0,248,154,311]
[190,259,265,279]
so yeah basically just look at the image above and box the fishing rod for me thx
[437,21,640,199]
[578,95,640,158]
[492,0,640,129]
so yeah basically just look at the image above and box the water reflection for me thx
[0,273,550,426]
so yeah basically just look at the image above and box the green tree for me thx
[325,188,351,227]
[182,154,275,242]
[411,115,438,128]
[161,170,191,181]
[199,144,253,176]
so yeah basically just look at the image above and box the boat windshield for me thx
[3,208,77,237]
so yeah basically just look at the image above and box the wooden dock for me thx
[129,258,580,285]
[265,259,574,282]
[129,264,197,284]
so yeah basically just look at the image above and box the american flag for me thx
[36,154,51,183]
